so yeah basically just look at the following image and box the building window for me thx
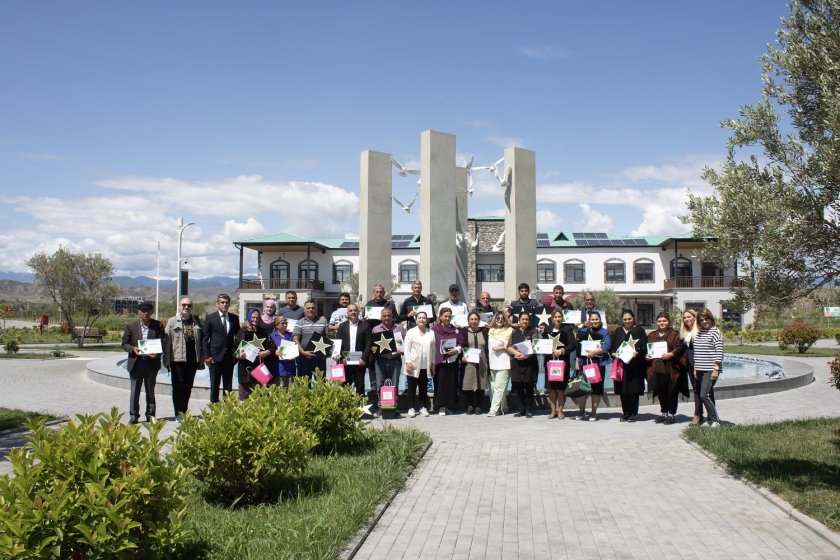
[684,301,706,313]
[604,260,625,283]
[633,259,654,283]
[399,261,418,283]
[564,260,585,284]
[332,261,352,284]
[298,259,318,280]
[476,264,504,282]
[270,259,290,280]
[637,303,655,326]
[537,260,555,283]
[671,257,693,278]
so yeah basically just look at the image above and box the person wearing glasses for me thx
[165,297,204,419]
[122,301,165,424]
[487,310,513,416]
[693,308,724,427]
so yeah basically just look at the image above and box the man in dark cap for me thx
[438,284,469,328]
[121,301,165,424]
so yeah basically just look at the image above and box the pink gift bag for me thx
[547,360,566,382]
[379,380,397,407]
[250,362,273,385]
[329,363,346,382]
[582,362,602,383]
[609,360,624,381]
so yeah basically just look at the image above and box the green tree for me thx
[685,0,840,309]
[26,247,120,345]
[571,287,622,328]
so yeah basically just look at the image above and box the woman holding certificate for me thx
[404,311,434,417]
[270,316,297,388]
[610,310,648,423]
[460,311,489,415]
[543,309,575,419]
[575,311,611,421]
[236,309,277,400]
[431,308,463,415]
[645,311,686,424]
[506,312,539,418]
[487,311,513,416]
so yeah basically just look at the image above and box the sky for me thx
[0,0,789,279]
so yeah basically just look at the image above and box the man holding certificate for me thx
[121,301,165,424]
[336,303,372,397]
[398,280,435,330]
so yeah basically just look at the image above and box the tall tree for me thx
[26,248,120,344]
[685,0,840,309]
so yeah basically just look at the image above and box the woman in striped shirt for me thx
[693,308,724,427]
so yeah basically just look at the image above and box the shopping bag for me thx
[329,363,346,382]
[250,362,273,385]
[547,360,566,382]
[379,380,397,407]
[609,359,624,382]
[582,362,602,383]
[565,375,592,399]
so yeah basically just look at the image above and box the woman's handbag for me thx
[582,362,603,383]
[609,359,624,381]
[379,379,397,408]
[547,360,566,382]
[565,375,592,399]
[250,361,273,385]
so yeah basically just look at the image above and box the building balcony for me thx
[663,276,746,290]
[239,278,325,291]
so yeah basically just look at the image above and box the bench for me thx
[71,327,103,343]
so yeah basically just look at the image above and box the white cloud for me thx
[536,209,562,229]
[518,45,570,60]
[578,204,613,231]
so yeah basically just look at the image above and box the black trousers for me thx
[406,370,430,411]
[656,374,680,415]
[512,381,534,413]
[209,356,234,403]
[129,361,158,422]
[170,362,197,415]
[620,393,640,417]
[343,364,367,396]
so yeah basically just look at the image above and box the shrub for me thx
[836,332,840,346]
[830,352,840,391]
[777,322,819,354]
[172,387,316,505]
[2,329,20,354]
[285,369,366,453]
[0,409,191,558]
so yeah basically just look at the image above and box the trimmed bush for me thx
[830,352,840,392]
[2,330,20,355]
[0,409,190,558]
[285,369,366,453]
[173,387,316,505]
[740,329,777,343]
[777,322,819,354]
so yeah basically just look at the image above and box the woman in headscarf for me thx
[460,311,489,415]
[260,299,277,333]
[236,309,277,400]
[431,308,463,415]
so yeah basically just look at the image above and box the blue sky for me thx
[0,0,787,278]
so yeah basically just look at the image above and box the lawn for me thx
[0,352,78,360]
[0,407,56,431]
[685,417,840,533]
[725,344,838,358]
[182,426,430,559]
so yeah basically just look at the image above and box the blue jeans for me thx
[375,357,402,409]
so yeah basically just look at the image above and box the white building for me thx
[234,217,752,328]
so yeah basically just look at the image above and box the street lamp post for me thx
[176,217,195,310]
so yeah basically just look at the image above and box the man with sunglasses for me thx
[165,297,204,419]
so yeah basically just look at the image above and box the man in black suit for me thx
[202,293,240,402]
[121,301,165,424]
[335,302,372,397]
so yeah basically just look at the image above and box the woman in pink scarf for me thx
[431,308,463,415]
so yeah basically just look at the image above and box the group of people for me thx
[120,284,725,428]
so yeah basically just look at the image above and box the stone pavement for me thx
[1,352,839,559]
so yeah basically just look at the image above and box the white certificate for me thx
[331,339,343,360]
[239,342,260,362]
[451,313,469,328]
[345,351,363,365]
[562,309,579,324]
[278,339,299,360]
[285,319,298,332]
[365,306,383,321]
[412,304,434,317]
[532,339,554,355]
[512,340,533,356]
[647,341,667,359]
[138,338,162,355]
[394,331,404,353]
[465,347,481,363]
[580,340,602,356]
[617,341,635,364]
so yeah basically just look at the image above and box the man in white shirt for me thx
[437,284,469,328]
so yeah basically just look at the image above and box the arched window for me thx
[270,258,290,280]
[670,257,693,278]
[633,258,655,283]
[399,260,419,283]
[604,259,626,283]
[537,259,556,283]
[563,259,585,284]
[298,259,318,280]
[332,260,353,284]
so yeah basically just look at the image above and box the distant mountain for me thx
[0,272,33,283]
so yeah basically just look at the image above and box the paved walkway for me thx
[1,352,839,559]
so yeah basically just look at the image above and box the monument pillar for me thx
[504,147,537,302]
[454,166,469,302]
[359,150,392,302]
[420,130,457,299]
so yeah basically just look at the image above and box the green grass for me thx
[685,417,840,533]
[0,407,56,431]
[725,344,837,357]
[0,352,78,360]
[181,426,430,559]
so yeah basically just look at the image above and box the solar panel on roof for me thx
[537,240,550,247]
[340,241,360,249]
[537,233,549,239]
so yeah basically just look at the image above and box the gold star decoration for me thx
[624,335,638,350]
[551,333,563,352]
[311,336,331,355]
[250,335,266,351]
[535,307,552,326]
[375,334,394,353]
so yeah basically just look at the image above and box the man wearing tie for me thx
[335,303,372,396]
[121,301,165,424]
[202,293,240,402]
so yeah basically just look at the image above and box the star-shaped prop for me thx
[249,335,266,351]
[375,334,394,353]
[358,403,373,417]
[624,335,638,350]
[535,307,552,326]
[550,333,564,352]
[310,336,331,356]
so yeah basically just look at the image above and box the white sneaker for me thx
[710,421,721,428]
[407,408,416,418]
[419,407,430,417]
[439,407,447,416]
[487,411,498,417]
